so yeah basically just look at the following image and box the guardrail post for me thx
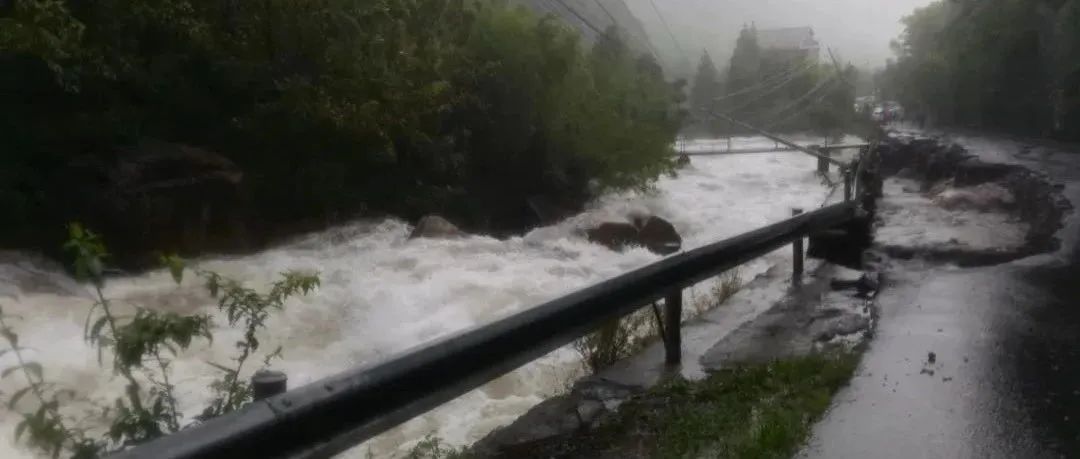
[792,208,804,284]
[843,168,853,202]
[252,370,287,400]
[664,290,682,365]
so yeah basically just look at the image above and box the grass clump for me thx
[528,352,859,459]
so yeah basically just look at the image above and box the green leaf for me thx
[14,417,28,441]
[2,365,20,379]
[22,362,42,380]
[161,254,185,284]
[88,315,109,343]
[1,328,18,347]
[82,302,101,338]
[7,386,33,409]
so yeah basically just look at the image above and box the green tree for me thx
[0,0,683,260]
[882,0,1080,138]
[689,50,721,114]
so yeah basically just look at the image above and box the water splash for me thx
[0,137,836,458]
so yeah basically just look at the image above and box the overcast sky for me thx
[624,0,936,74]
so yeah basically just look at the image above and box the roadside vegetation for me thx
[0,225,318,457]
[574,269,742,374]
[536,352,859,459]
[406,352,858,459]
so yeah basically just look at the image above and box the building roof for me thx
[757,27,819,51]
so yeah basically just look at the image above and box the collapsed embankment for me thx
[876,134,1070,265]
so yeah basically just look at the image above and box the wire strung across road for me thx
[647,0,690,67]
[591,0,663,60]
[713,60,817,103]
[549,0,607,37]
[763,77,840,129]
[756,75,837,123]
[718,67,825,118]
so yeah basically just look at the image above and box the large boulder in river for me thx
[587,216,682,255]
[409,215,463,239]
[586,222,640,252]
[637,216,682,255]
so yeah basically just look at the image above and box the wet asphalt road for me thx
[800,133,1080,459]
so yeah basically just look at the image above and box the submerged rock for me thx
[586,216,682,255]
[586,222,640,251]
[409,215,463,239]
[637,216,682,255]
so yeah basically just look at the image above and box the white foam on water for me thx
[0,137,839,458]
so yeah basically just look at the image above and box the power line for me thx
[714,59,817,102]
[550,0,606,38]
[591,0,656,59]
[720,66,823,116]
[646,0,690,66]
[764,78,841,129]
[756,75,837,122]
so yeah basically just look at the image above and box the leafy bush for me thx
[0,224,319,457]
[0,0,683,253]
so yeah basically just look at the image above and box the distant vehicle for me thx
[884,102,904,120]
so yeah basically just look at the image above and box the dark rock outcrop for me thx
[471,378,641,457]
[409,215,463,239]
[57,140,246,268]
[585,222,640,252]
[636,216,682,255]
[586,216,682,255]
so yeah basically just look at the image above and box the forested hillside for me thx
[0,0,682,266]
[880,0,1080,139]
[685,26,857,138]
[512,0,656,58]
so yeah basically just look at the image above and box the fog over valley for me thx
[624,0,937,75]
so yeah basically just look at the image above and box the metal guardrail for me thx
[112,201,858,459]
[679,143,869,157]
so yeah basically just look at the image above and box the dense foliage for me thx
[688,51,722,116]
[880,0,1080,139]
[0,0,682,260]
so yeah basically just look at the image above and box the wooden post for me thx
[792,208,804,284]
[813,145,828,174]
[252,370,287,400]
[664,289,682,365]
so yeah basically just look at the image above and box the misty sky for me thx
[625,0,936,74]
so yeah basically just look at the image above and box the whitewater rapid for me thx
[0,137,848,458]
